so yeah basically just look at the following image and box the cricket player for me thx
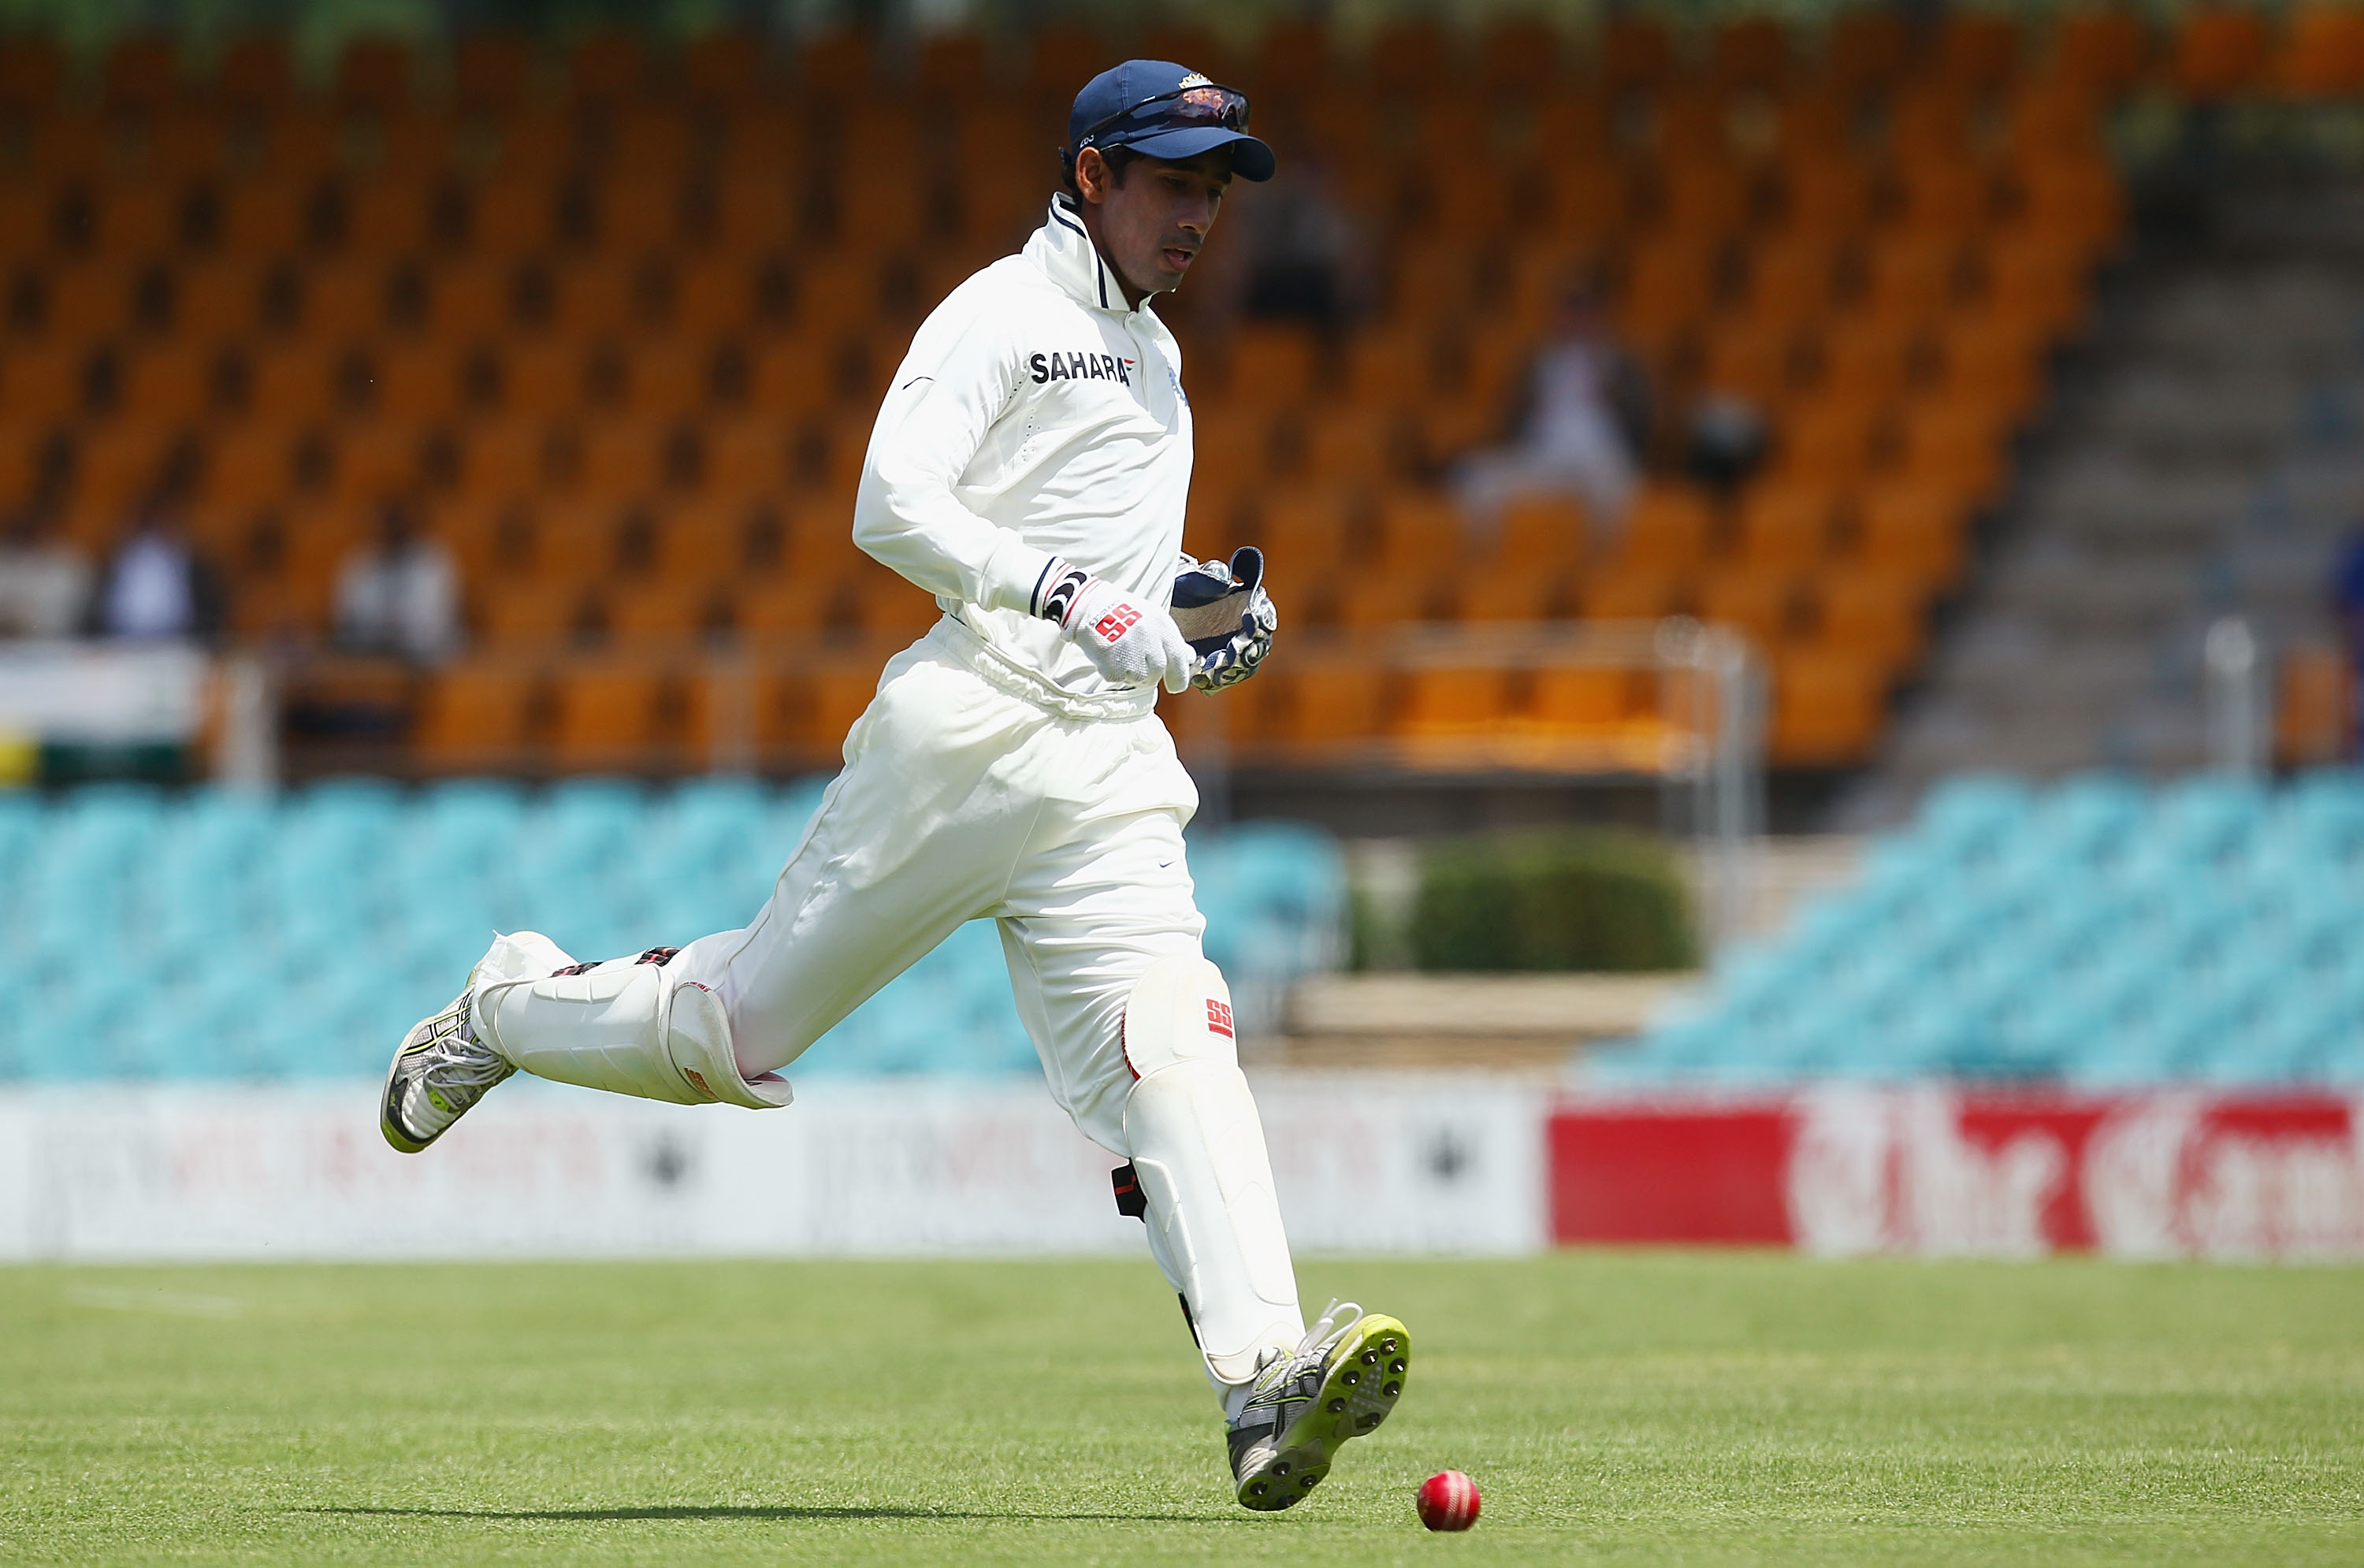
[380,61,1409,1512]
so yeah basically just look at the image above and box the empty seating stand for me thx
[1608,771,2364,1087]
[0,16,2159,773]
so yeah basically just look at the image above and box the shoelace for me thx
[1253,1299,1366,1393]
[417,998,508,1089]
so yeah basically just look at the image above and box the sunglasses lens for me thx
[1172,85,1248,130]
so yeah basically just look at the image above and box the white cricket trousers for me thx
[670,618,1203,1154]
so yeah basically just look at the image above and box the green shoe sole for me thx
[1236,1313,1412,1511]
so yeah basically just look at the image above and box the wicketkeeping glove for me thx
[1032,556,1196,693]
[1171,547,1277,693]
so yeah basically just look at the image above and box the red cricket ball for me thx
[1416,1470,1481,1531]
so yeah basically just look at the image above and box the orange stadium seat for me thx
[1537,160,1634,247]
[38,262,146,340]
[2277,643,2355,764]
[498,336,592,416]
[1226,326,1321,409]
[1616,235,1721,341]
[610,581,728,644]
[72,422,182,512]
[1734,483,1837,570]
[0,39,64,110]
[335,37,412,113]
[1932,321,2043,418]
[1396,668,1508,735]
[758,664,881,757]
[368,340,472,423]
[213,37,291,108]
[214,177,312,256]
[1861,235,1970,321]
[1856,482,1969,583]
[574,418,682,497]
[1771,648,1886,764]
[1457,568,1563,622]
[328,421,427,503]
[465,171,563,255]
[174,258,273,338]
[0,428,44,508]
[0,340,94,420]
[701,418,796,500]
[1493,494,1590,573]
[550,256,656,336]
[1776,156,1876,236]
[1373,491,1459,574]
[339,176,441,255]
[1815,319,1924,403]
[1280,665,1388,745]
[298,258,399,338]
[415,662,543,766]
[569,31,649,106]
[1657,158,1753,239]
[2280,6,2364,96]
[241,343,351,421]
[1577,563,1685,620]
[1773,399,1883,485]
[1531,667,1640,730]
[117,341,228,424]
[1811,566,1929,667]
[454,420,559,500]
[197,423,301,510]
[1741,234,1843,322]
[89,179,190,255]
[1617,485,1714,571]
[1938,13,2021,91]
[1827,10,1909,89]
[2176,6,2269,99]
[1894,403,2009,500]
[1697,318,1801,409]
[478,580,597,645]
[1699,565,1798,650]
[2057,11,2150,94]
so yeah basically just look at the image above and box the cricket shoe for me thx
[1227,1299,1411,1511]
[379,931,567,1154]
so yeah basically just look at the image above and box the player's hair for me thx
[1058,143,1141,197]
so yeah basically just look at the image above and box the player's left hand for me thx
[1173,548,1277,693]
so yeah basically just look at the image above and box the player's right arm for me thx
[853,293,1195,691]
[853,303,1054,620]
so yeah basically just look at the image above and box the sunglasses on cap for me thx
[1075,81,1252,149]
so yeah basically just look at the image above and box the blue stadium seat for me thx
[1619,771,2364,1090]
[0,778,1344,1085]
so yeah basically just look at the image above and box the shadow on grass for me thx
[305,1504,1220,1524]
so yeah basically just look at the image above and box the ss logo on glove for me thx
[1093,604,1143,643]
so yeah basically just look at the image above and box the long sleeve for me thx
[853,303,1057,619]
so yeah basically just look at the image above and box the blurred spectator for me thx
[1684,392,1768,495]
[1453,284,1648,541]
[88,506,222,641]
[0,508,91,638]
[1204,143,1374,334]
[334,500,459,662]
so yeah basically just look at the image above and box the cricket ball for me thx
[1416,1470,1480,1531]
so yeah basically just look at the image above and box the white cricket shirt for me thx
[852,194,1194,704]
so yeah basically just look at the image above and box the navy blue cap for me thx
[1067,60,1276,183]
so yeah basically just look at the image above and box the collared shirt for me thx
[853,195,1193,698]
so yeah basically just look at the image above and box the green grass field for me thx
[2,1253,2359,1565]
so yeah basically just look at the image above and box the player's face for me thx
[1080,149,1232,302]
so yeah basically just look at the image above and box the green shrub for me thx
[1410,827,1698,973]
